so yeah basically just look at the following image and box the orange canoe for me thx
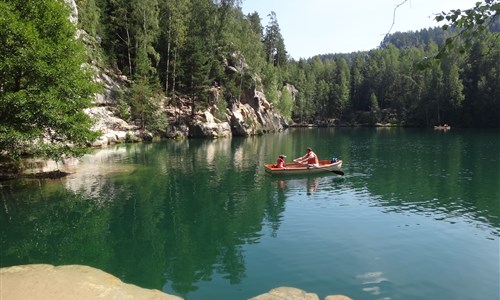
[264,159,343,176]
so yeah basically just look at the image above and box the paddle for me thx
[293,159,345,176]
[328,169,345,176]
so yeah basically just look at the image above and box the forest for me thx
[1,0,499,160]
[77,0,499,128]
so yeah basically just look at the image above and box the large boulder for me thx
[189,111,232,138]
[229,102,259,136]
[249,287,353,300]
[0,264,182,300]
[228,88,288,137]
[249,287,320,300]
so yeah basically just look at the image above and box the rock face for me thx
[64,0,78,25]
[229,98,286,136]
[84,106,153,147]
[161,86,288,139]
[83,59,288,141]
[0,264,182,300]
[189,112,232,138]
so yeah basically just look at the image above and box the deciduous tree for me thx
[0,0,99,160]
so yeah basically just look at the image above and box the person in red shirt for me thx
[294,147,319,167]
[274,154,287,168]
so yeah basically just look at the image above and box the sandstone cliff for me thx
[63,0,290,146]
[86,66,289,146]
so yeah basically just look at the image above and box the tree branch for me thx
[386,0,411,36]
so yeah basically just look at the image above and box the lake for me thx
[1,128,499,300]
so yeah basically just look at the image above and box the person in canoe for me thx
[274,154,287,168]
[294,147,319,167]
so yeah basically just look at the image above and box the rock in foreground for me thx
[0,264,182,300]
[249,287,352,300]
[1,264,353,300]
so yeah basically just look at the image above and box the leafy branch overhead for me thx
[435,0,500,56]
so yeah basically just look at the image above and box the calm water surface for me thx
[1,128,499,300]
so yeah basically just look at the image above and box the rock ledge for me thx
[1,264,352,300]
[0,264,181,300]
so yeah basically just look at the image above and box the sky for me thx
[240,0,478,59]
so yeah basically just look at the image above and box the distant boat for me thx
[434,124,451,131]
[264,159,343,176]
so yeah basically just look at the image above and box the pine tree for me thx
[263,12,287,67]
[132,0,160,79]
[330,58,351,117]
[349,54,365,111]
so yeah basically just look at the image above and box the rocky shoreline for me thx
[0,264,352,300]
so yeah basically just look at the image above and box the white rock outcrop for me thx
[64,0,78,25]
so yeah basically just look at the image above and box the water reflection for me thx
[341,128,499,234]
[273,171,348,197]
[307,177,319,195]
[61,147,137,201]
[1,129,499,300]
[275,176,332,196]
[1,140,285,298]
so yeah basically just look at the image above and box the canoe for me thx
[264,159,343,175]
[434,125,451,131]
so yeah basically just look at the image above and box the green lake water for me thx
[1,128,499,300]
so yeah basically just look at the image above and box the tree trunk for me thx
[126,26,133,77]
[165,17,171,96]
[172,48,177,97]
[172,48,178,123]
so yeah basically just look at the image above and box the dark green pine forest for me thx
[1,0,499,160]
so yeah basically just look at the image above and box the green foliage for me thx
[0,0,100,160]
[287,24,499,127]
[77,0,498,130]
[129,78,167,133]
[330,58,350,117]
[247,11,263,37]
[275,87,293,121]
[156,0,190,96]
[263,12,287,67]
[132,0,160,78]
[116,89,132,122]
[76,0,101,36]
[95,0,498,128]
[215,97,228,121]
[434,0,499,58]
[261,64,280,104]
[147,109,169,135]
[370,92,380,113]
